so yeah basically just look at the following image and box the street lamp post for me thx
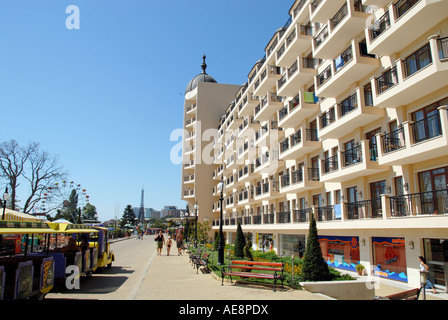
[194,202,198,248]
[1,187,10,220]
[217,179,225,265]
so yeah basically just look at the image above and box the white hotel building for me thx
[181,0,448,290]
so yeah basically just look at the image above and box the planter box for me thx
[300,279,376,300]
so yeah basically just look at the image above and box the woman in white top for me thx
[418,256,437,294]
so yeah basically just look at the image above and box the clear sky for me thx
[0,0,293,221]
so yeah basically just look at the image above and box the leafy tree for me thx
[121,204,136,227]
[243,233,253,261]
[234,221,246,258]
[82,203,98,221]
[197,221,211,244]
[301,213,331,282]
[67,189,78,222]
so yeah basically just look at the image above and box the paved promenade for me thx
[132,237,447,301]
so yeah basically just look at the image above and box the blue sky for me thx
[0,0,293,221]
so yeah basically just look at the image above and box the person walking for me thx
[155,230,165,256]
[166,236,173,256]
[418,256,437,294]
[176,230,184,255]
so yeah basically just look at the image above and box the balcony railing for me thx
[375,66,398,94]
[293,208,311,223]
[317,206,334,221]
[411,113,442,144]
[292,169,303,184]
[308,167,320,181]
[438,37,448,60]
[322,155,338,173]
[317,65,332,88]
[263,213,275,224]
[341,144,362,167]
[346,199,382,219]
[338,93,357,117]
[330,2,348,30]
[381,126,406,153]
[403,43,432,78]
[390,189,448,216]
[314,25,328,49]
[369,11,390,41]
[394,0,419,20]
[334,45,353,73]
[277,211,291,224]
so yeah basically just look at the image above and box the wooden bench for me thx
[374,286,423,300]
[221,260,284,292]
[189,249,202,266]
[192,252,210,274]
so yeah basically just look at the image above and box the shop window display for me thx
[372,237,408,282]
[319,236,360,272]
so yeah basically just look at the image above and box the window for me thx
[403,43,432,78]
[411,104,442,143]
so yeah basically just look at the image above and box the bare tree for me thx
[0,139,67,213]
[22,149,67,214]
[0,140,37,210]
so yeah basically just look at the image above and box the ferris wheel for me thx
[37,180,90,216]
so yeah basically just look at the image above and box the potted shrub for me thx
[356,264,365,276]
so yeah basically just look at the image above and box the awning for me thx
[1,209,40,222]
[0,220,55,235]
[49,223,98,234]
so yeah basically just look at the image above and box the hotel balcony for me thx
[277,57,318,97]
[237,188,253,206]
[318,87,385,139]
[278,90,319,128]
[315,40,380,98]
[183,173,195,185]
[183,189,195,199]
[227,112,244,131]
[371,37,448,108]
[366,0,448,56]
[237,164,256,184]
[279,127,321,160]
[185,103,197,115]
[310,0,347,23]
[237,116,261,138]
[253,65,282,97]
[276,24,313,67]
[183,160,195,171]
[254,121,285,148]
[312,0,372,59]
[238,91,259,117]
[320,140,389,183]
[291,0,312,23]
[254,180,282,201]
[254,150,284,174]
[254,92,284,122]
[185,116,196,128]
[377,107,448,166]
[279,167,323,194]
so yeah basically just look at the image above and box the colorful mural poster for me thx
[372,237,408,282]
[319,236,360,272]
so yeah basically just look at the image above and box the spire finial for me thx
[201,55,207,74]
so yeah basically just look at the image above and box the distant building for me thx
[161,206,186,218]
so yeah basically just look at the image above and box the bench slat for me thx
[223,271,280,279]
[231,260,282,267]
[230,265,282,272]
